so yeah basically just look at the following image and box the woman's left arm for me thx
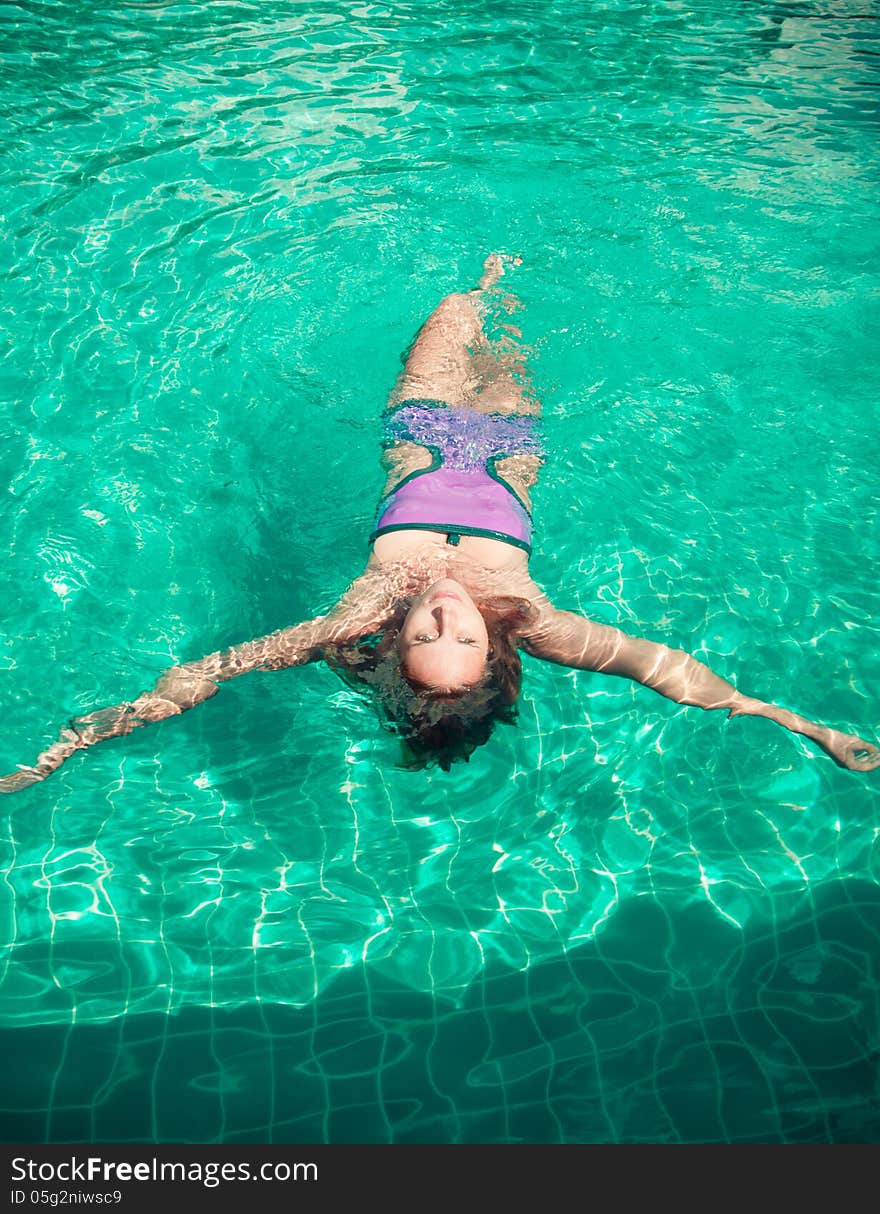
[522,609,880,773]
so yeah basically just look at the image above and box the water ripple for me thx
[0,0,878,1131]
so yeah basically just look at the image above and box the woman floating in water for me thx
[2,255,878,790]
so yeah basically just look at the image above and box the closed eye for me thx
[412,635,479,647]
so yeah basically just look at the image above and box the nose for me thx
[432,603,456,629]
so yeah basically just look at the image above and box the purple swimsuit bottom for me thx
[370,400,543,554]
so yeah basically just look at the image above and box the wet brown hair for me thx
[323,595,534,770]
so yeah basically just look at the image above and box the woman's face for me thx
[398,579,489,689]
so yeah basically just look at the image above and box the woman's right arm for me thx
[0,617,330,795]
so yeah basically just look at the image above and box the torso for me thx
[379,440,541,514]
[370,527,529,571]
[323,416,550,644]
[356,539,550,631]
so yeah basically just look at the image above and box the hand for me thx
[0,729,83,796]
[820,729,880,772]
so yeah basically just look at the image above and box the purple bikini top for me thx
[370,401,542,553]
[372,463,532,551]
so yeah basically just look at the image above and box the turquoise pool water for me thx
[1,0,879,1143]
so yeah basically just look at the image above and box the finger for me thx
[15,763,45,778]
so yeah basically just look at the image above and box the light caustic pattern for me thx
[0,0,879,1143]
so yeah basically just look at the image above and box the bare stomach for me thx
[370,528,530,572]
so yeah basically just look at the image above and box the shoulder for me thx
[320,567,402,645]
[514,601,626,670]
[511,578,555,635]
